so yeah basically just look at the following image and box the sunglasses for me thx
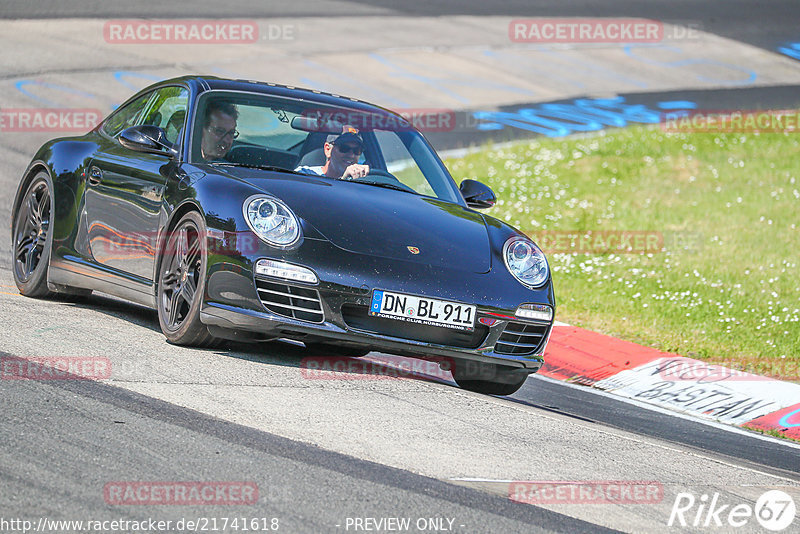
[207,126,239,139]
[335,144,362,156]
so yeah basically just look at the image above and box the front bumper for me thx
[200,300,549,371]
[200,258,552,371]
[201,227,555,371]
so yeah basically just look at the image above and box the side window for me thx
[373,130,435,197]
[140,86,189,145]
[101,91,152,137]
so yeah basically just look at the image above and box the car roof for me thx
[147,75,394,116]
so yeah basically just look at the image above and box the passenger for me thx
[296,126,370,179]
[200,101,239,162]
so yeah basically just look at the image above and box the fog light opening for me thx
[515,303,552,322]
[255,259,318,284]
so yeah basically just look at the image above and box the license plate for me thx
[369,290,476,331]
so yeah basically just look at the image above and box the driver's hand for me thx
[341,164,370,180]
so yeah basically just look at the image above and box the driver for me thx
[200,101,239,162]
[296,126,370,179]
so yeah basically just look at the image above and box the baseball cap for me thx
[326,125,363,146]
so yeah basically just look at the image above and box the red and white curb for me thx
[541,324,800,440]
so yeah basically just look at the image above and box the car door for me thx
[84,86,189,283]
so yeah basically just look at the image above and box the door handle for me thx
[88,166,103,186]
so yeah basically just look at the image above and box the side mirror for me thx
[460,179,496,209]
[119,125,178,158]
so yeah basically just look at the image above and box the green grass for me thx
[742,425,800,444]
[443,126,800,372]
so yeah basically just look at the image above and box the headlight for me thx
[243,195,300,247]
[503,237,549,288]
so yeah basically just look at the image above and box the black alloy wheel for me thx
[157,211,218,346]
[12,173,54,297]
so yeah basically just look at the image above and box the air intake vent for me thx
[494,321,549,355]
[255,278,323,323]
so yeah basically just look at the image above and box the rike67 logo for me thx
[668,490,796,531]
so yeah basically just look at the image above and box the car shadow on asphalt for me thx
[52,291,305,356]
[220,343,458,390]
[49,291,459,387]
[48,291,163,333]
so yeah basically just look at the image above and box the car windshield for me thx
[190,91,463,204]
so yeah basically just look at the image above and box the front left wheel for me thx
[12,173,55,298]
[157,211,218,347]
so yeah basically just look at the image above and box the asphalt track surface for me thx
[0,0,796,52]
[515,377,800,478]
[2,1,800,533]
[1,275,799,533]
[1,369,606,534]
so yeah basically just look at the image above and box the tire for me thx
[304,342,371,358]
[12,172,55,298]
[451,359,530,396]
[156,211,218,347]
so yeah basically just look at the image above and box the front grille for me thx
[494,321,549,355]
[255,278,323,323]
[341,304,488,349]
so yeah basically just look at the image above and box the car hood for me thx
[227,169,492,273]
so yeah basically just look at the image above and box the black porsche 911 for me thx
[11,76,554,395]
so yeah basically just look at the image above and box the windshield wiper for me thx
[345,179,417,194]
[209,162,305,176]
